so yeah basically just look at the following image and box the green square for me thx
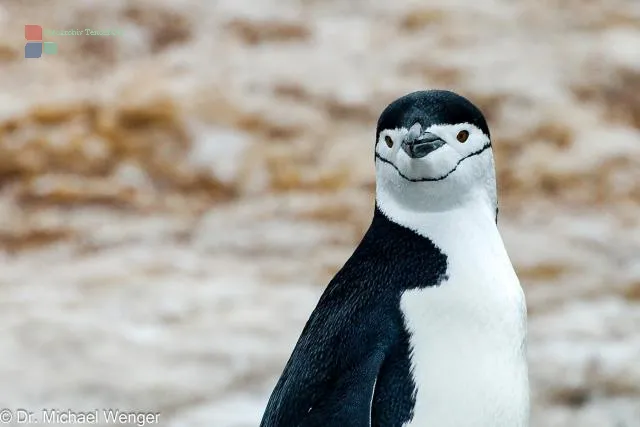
[43,42,57,54]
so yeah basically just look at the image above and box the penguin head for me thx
[374,90,496,213]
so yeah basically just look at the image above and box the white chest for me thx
[386,204,529,427]
[400,255,529,427]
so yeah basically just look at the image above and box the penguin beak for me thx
[401,133,446,158]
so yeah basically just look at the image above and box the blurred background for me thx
[0,0,639,426]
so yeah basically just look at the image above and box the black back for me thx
[260,207,448,427]
[376,90,490,140]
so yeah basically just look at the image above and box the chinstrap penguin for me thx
[260,90,529,427]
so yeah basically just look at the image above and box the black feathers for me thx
[376,90,490,140]
[260,208,448,427]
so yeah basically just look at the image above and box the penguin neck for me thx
[374,187,499,243]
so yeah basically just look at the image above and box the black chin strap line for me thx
[375,142,492,183]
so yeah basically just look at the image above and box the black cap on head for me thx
[376,90,490,140]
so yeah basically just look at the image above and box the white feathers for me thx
[375,123,496,213]
[374,122,529,427]
[378,194,529,427]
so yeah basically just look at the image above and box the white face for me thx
[375,122,496,212]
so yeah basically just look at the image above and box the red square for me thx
[25,25,42,41]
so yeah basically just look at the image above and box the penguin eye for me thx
[457,130,469,143]
[385,135,394,148]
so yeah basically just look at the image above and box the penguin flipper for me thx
[260,303,390,427]
[298,346,385,427]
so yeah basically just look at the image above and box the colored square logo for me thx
[25,42,42,58]
[25,24,42,41]
[43,42,57,54]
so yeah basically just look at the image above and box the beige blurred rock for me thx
[1,0,639,426]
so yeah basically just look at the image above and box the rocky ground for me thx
[0,0,639,426]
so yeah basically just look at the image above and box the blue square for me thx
[25,42,42,58]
